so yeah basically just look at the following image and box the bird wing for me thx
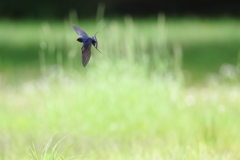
[72,25,88,37]
[81,40,92,67]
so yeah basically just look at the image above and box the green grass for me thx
[1,71,240,159]
[0,16,240,159]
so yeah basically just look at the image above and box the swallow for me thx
[72,24,102,67]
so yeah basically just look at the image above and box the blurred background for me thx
[1,0,240,83]
[1,0,240,159]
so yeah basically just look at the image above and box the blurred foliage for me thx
[0,17,240,84]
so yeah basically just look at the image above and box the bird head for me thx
[77,38,83,43]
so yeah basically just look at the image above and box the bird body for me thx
[72,24,102,67]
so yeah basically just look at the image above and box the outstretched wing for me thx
[72,25,88,37]
[81,40,92,67]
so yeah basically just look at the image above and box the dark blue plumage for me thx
[72,24,102,67]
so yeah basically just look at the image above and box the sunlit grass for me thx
[1,71,240,159]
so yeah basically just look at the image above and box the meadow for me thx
[1,15,240,159]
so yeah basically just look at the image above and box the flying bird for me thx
[72,24,102,67]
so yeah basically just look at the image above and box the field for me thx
[1,15,240,159]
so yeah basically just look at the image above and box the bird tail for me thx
[92,32,102,54]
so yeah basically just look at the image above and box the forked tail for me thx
[92,32,102,54]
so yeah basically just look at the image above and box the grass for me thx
[0,15,240,159]
[1,71,240,159]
